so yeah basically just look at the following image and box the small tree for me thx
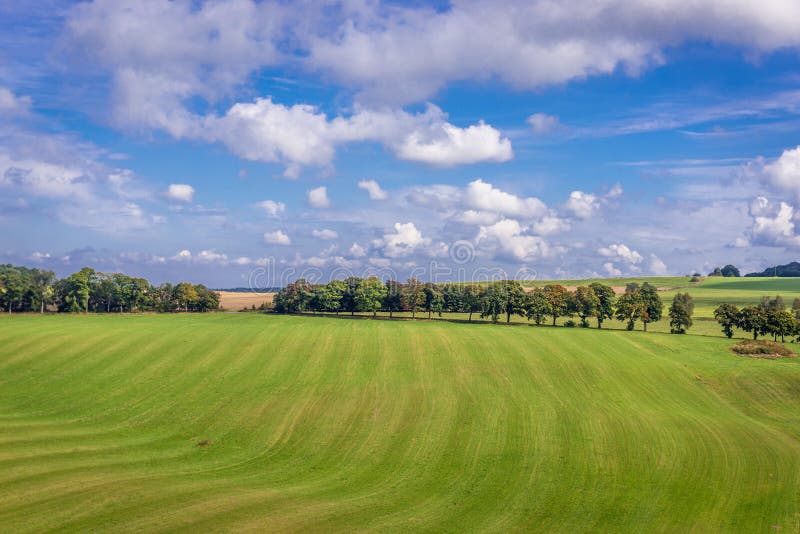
[720,264,740,277]
[383,280,404,318]
[543,284,570,326]
[525,287,551,325]
[354,277,387,317]
[713,303,739,338]
[615,291,641,330]
[737,306,768,340]
[480,283,505,324]
[462,284,482,322]
[573,286,599,327]
[423,283,444,319]
[402,278,425,319]
[638,283,663,332]
[792,297,800,320]
[668,293,693,334]
[589,283,615,329]
[767,309,796,342]
[501,280,527,324]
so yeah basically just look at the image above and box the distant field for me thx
[217,291,274,311]
[1,314,800,531]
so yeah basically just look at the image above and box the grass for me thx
[2,313,800,531]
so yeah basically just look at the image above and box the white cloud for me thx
[233,256,253,265]
[748,196,800,247]
[603,262,623,277]
[348,242,366,258]
[527,113,561,135]
[164,183,195,203]
[464,179,548,219]
[196,249,228,263]
[263,229,291,245]
[307,186,331,208]
[395,121,512,166]
[312,228,338,240]
[605,183,624,199]
[256,199,286,217]
[564,191,600,219]
[533,215,571,236]
[29,251,51,262]
[373,222,432,258]
[453,210,500,226]
[598,243,643,264]
[649,254,669,276]
[357,179,388,200]
[476,219,552,261]
[171,249,193,261]
[0,87,31,116]
[763,145,800,196]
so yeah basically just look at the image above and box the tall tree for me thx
[543,284,570,326]
[638,283,663,332]
[355,277,387,316]
[501,281,527,324]
[525,287,551,325]
[423,283,444,319]
[589,283,615,328]
[462,284,482,322]
[573,286,599,328]
[713,303,740,338]
[737,306,768,340]
[668,293,693,334]
[383,280,404,318]
[401,279,425,319]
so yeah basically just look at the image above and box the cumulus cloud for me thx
[532,215,571,236]
[598,243,643,264]
[312,228,338,240]
[357,179,388,200]
[476,219,552,261]
[256,199,286,217]
[763,145,800,197]
[395,121,512,166]
[263,229,291,245]
[527,113,561,135]
[464,179,548,219]
[373,222,436,258]
[307,186,331,208]
[649,254,669,276]
[564,191,600,219]
[748,196,800,247]
[348,242,366,258]
[164,183,195,203]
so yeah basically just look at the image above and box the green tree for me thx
[792,297,800,320]
[573,286,599,328]
[638,283,663,332]
[500,280,527,324]
[383,280,404,318]
[767,309,796,342]
[355,277,387,316]
[668,293,694,334]
[737,306,768,340]
[480,283,505,323]
[423,283,444,319]
[401,279,425,318]
[713,303,740,338]
[543,284,570,326]
[174,282,200,312]
[720,264,740,277]
[615,291,641,330]
[462,284,482,322]
[589,283,615,328]
[525,287,551,325]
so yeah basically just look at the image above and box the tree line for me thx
[274,278,694,333]
[0,264,219,313]
[714,296,800,342]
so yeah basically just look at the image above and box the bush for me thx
[729,340,795,359]
[564,320,576,328]
[690,276,701,283]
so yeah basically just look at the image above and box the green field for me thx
[2,313,800,532]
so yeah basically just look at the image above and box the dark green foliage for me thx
[573,286,599,327]
[745,261,800,277]
[737,306,768,340]
[669,293,694,334]
[589,283,615,329]
[525,287,551,325]
[543,284,570,326]
[720,265,740,277]
[714,303,739,338]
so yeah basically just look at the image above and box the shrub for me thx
[729,340,795,359]
[564,320,576,328]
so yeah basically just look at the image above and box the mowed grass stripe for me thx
[1,314,799,532]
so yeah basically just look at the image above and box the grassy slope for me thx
[1,314,800,532]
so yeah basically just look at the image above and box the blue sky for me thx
[3,0,800,287]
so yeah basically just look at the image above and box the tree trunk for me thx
[468,311,473,322]
[552,316,556,326]
[506,312,511,324]
[412,309,416,319]
[753,331,758,340]
[41,298,45,314]
[643,321,647,332]
[597,318,602,329]
[389,310,393,318]
[428,310,431,319]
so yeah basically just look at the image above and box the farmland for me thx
[2,310,800,531]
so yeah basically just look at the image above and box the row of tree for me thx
[274,278,692,333]
[714,295,800,341]
[0,264,219,313]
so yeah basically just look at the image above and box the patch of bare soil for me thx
[730,340,795,359]
[197,439,213,447]
[217,291,274,311]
